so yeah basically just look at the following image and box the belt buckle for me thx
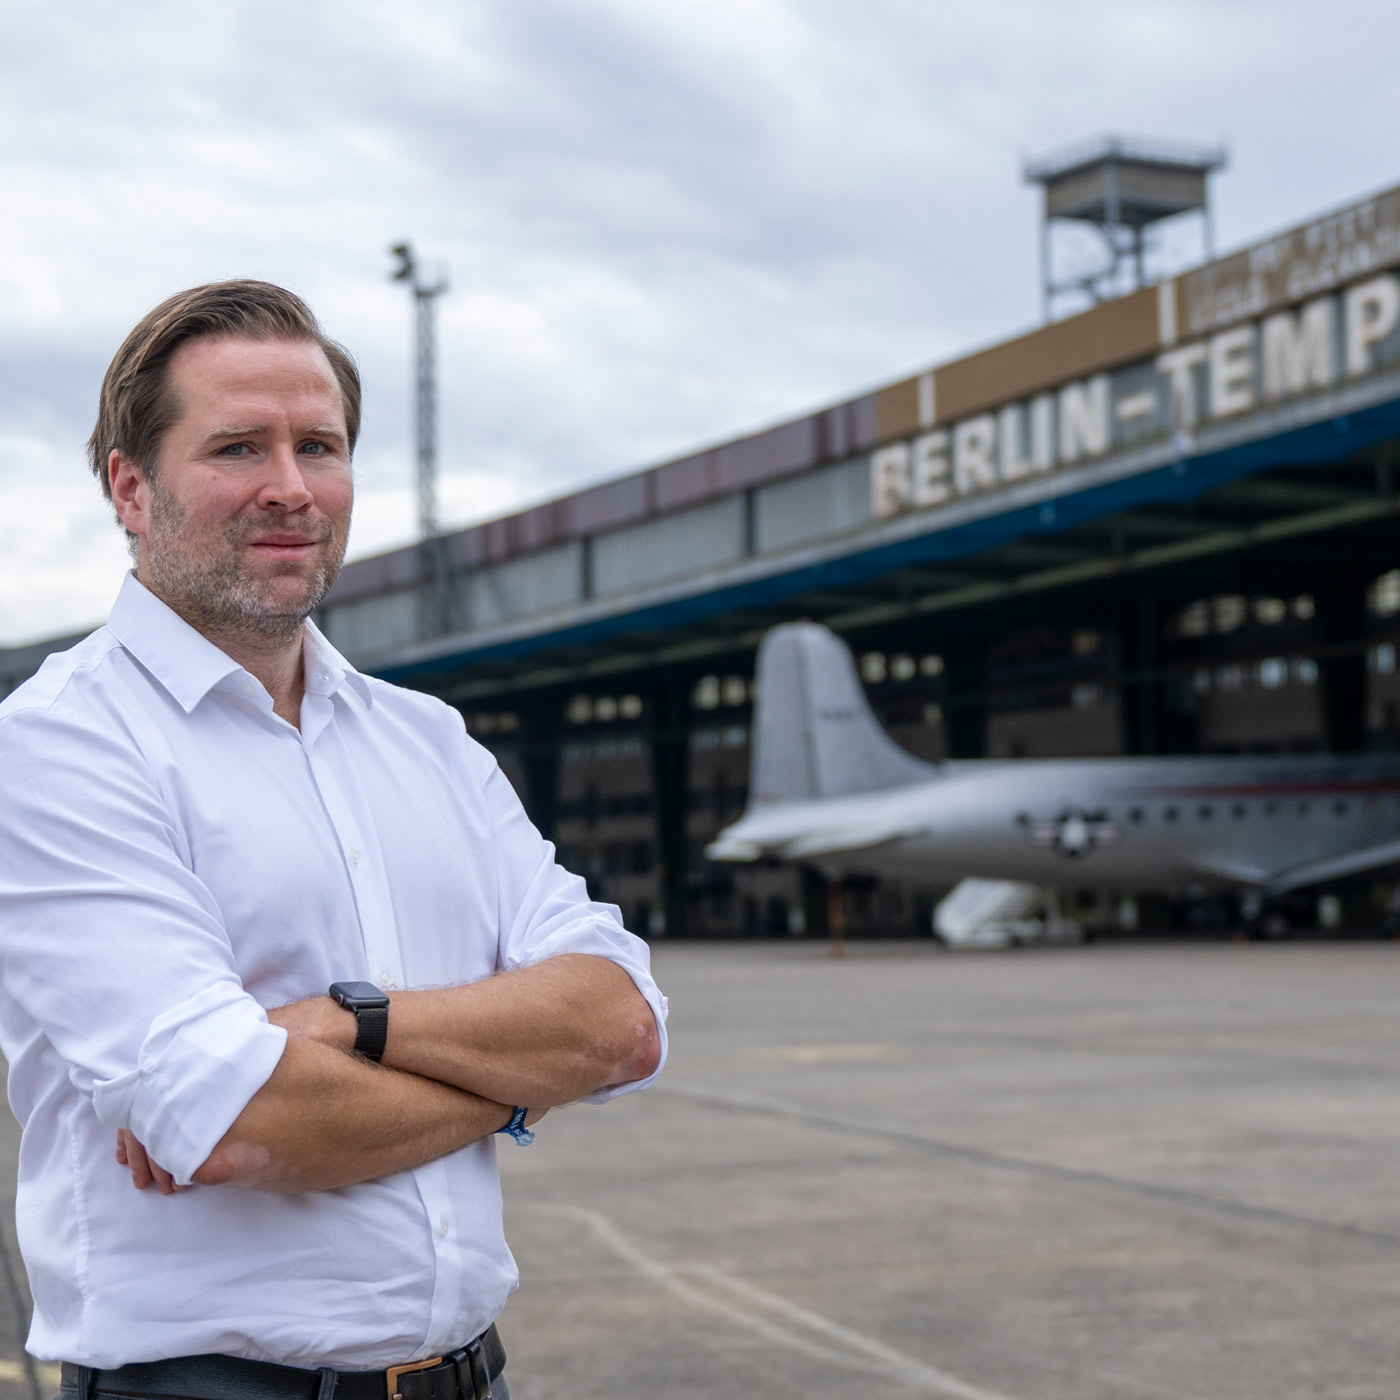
[385,1355,443,1400]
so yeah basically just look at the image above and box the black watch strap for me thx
[349,1001,389,1062]
[329,981,390,1063]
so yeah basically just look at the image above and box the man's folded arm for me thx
[274,952,661,1109]
[187,1035,516,1193]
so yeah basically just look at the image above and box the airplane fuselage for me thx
[714,754,1400,891]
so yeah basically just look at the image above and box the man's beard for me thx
[142,484,348,648]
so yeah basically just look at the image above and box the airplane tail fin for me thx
[748,622,939,805]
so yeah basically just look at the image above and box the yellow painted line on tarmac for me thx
[0,1357,62,1388]
[766,1042,901,1064]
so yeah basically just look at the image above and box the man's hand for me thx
[116,1128,182,1195]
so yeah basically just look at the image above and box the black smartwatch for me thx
[329,981,390,1062]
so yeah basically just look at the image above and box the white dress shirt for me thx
[0,573,667,1369]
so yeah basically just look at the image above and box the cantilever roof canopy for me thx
[375,383,1400,704]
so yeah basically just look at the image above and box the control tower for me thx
[1024,135,1227,320]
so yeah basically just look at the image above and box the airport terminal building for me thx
[11,171,1400,938]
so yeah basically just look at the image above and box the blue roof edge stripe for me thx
[376,400,1400,686]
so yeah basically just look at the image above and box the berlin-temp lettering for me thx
[871,272,1400,520]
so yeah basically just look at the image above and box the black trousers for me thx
[58,1378,511,1400]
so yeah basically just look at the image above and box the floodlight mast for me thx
[389,241,451,637]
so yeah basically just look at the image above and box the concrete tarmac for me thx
[0,940,1397,1399]
[498,940,1400,1400]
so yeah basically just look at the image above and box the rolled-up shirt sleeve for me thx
[0,704,287,1184]
[477,737,668,1101]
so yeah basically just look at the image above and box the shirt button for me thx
[378,971,392,990]
[438,1218,450,1237]
[349,848,361,866]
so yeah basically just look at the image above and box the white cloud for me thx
[0,432,129,643]
[2,0,1400,643]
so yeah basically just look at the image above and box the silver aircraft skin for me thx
[707,622,1400,899]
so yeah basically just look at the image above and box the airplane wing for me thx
[781,821,918,859]
[703,834,764,862]
[1262,837,1400,895]
[1191,854,1271,886]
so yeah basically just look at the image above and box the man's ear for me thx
[108,451,150,538]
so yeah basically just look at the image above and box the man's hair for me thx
[87,279,361,499]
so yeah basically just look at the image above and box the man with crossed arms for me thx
[0,280,666,1400]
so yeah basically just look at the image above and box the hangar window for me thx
[1373,642,1397,675]
[890,654,916,681]
[923,702,943,726]
[1071,683,1104,710]
[1254,597,1287,625]
[721,676,749,707]
[1193,670,1211,695]
[1216,665,1245,692]
[860,653,887,683]
[1258,657,1288,689]
[566,695,593,724]
[693,676,721,709]
[1197,805,1214,821]
[464,711,519,734]
[723,725,748,748]
[920,655,945,677]
[1174,601,1211,638]
[593,736,644,759]
[1071,630,1102,656]
[1372,571,1400,616]
[594,696,618,723]
[1293,596,1316,621]
[1213,596,1248,633]
[1293,658,1318,685]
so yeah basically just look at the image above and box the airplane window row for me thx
[1019,798,1377,828]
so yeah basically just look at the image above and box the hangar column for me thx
[650,674,691,938]
[942,646,987,758]
[517,694,564,843]
[1121,597,1163,754]
[1318,573,1371,753]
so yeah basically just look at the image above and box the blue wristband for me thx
[496,1106,535,1146]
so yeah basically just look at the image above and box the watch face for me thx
[330,980,390,1008]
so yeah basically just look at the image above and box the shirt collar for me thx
[106,572,373,714]
[302,619,374,709]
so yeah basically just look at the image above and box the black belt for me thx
[60,1325,506,1400]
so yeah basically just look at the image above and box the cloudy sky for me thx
[1,0,1397,643]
